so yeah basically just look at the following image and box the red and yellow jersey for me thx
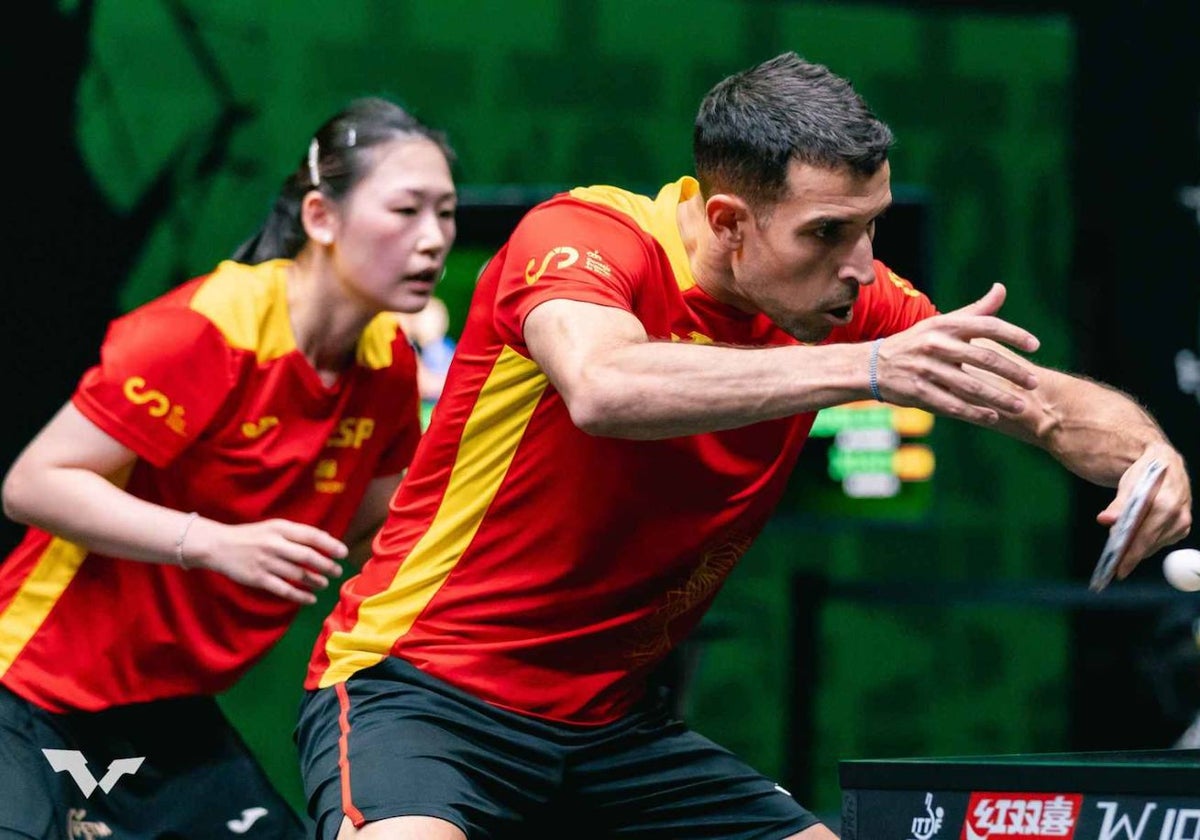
[0,259,421,713]
[307,178,937,724]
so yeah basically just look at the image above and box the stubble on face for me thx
[736,160,892,342]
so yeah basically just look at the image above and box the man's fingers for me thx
[957,354,1038,398]
[944,281,1041,357]
[1115,470,1193,579]
[926,364,1027,417]
[948,282,1006,318]
[896,364,1005,424]
[934,314,1041,356]
[968,317,1041,356]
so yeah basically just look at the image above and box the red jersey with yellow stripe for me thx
[0,260,421,713]
[306,178,937,724]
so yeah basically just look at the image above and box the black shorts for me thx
[296,658,819,840]
[0,685,305,840]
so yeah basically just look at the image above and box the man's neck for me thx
[676,190,744,309]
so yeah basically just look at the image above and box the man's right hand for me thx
[873,282,1041,425]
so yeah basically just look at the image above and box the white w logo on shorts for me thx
[42,749,145,797]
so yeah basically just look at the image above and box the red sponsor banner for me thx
[961,792,1083,839]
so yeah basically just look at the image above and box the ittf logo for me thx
[42,749,145,797]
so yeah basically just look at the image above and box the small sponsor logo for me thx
[313,459,345,494]
[67,809,112,839]
[962,791,1081,839]
[327,417,375,449]
[43,749,145,797]
[584,249,612,278]
[910,792,946,840]
[524,246,579,284]
[241,416,279,439]
[227,806,270,834]
[1094,802,1200,840]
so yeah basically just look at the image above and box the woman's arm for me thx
[2,402,349,604]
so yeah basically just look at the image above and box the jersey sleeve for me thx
[834,260,939,342]
[72,305,242,467]
[492,201,652,350]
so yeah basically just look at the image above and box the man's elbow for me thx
[561,374,644,437]
[1,465,35,525]
[565,388,619,436]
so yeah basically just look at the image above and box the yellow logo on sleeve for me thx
[887,269,921,298]
[241,416,279,439]
[524,247,579,284]
[670,331,714,344]
[122,376,186,435]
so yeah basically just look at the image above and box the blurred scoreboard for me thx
[811,402,936,500]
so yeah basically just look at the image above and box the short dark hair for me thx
[232,97,455,263]
[693,52,893,210]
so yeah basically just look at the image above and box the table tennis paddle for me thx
[1088,458,1165,592]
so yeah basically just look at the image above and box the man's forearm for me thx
[997,367,1170,487]
[565,340,872,439]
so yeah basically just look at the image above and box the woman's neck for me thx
[286,257,371,385]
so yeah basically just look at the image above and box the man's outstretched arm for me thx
[524,283,1040,440]
[943,338,1192,576]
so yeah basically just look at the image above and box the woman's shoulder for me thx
[181,259,295,359]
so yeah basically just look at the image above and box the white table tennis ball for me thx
[1162,548,1200,592]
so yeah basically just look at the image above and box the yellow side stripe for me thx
[0,538,88,678]
[318,346,548,686]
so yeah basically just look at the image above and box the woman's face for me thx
[332,137,457,313]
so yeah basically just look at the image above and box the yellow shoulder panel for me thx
[569,179,698,291]
[189,260,296,362]
[357,312,400,370]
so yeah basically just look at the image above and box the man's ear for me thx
[301,191,338,245]
[705,194,750,250]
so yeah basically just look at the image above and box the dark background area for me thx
[1066,1,1200,752]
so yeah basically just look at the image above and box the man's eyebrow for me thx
[803,204,892,227]
[800,214,853,228]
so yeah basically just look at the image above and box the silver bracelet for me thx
[175,512,200,570]
[868,338,884,402]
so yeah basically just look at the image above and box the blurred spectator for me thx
[399,295,457,427]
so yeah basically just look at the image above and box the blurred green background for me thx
[59,0,1075,819]
[19,0,1197,824]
